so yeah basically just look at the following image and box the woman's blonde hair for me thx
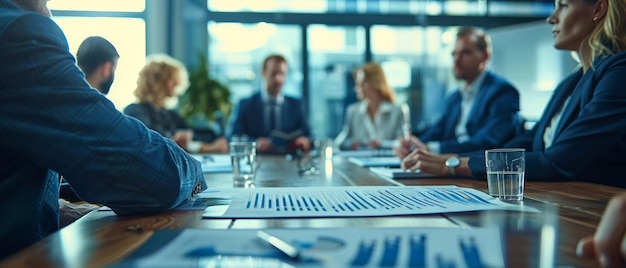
[134,54,189,107]
[353,62,396,103]
[588,0,626,61]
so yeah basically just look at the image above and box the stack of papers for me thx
[116,227,505,268]
[348,156,402,167]
[191,154,232,173]
[369,167,438,180]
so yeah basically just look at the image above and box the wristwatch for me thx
[445,157,460,175]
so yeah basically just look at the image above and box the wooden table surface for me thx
[0,154,621,268]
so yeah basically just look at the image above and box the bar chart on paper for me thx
[201,186,528,218]
[123,227,505,268]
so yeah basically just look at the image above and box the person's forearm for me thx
[456,157,473,177]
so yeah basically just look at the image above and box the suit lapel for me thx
[252,94,270,136]
[552,70,589,141]
[532,69,583,151]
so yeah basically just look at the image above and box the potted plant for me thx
[178,53,231,133]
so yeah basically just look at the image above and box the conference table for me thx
[0,154,621,267]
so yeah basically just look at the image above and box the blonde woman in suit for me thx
[335,62,409,150]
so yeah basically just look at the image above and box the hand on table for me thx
[293,136,311,153]
[256,137,273,152]
[400,149,457,175]
[368,139,381,149]
[202,137,229,153]
[394,135,428,158]
[172,130,192,149]
[577,192,626,267]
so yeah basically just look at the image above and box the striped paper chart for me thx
[200,185,531,218]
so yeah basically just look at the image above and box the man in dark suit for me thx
[229,54,311,153]
[397,26,520,156]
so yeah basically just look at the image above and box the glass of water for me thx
[229,141,256,187]
[485,148,525,201]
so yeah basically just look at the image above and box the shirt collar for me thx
[357,99,394,113]
[261,89,284,105]
[459,70,487,99]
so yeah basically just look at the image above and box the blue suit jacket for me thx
[468,53,626,188]
[420,71,520,153]
[229,92,310,146]
[0,0,204,258]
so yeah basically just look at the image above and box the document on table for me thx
[114,227,505,268]
[191,154,232,173]
[335,149,395,158]
[200,185,534,218]
[369,167,440,179]
[347,156,402,167]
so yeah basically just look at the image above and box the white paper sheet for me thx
[335,149,395,158]
[191,154,232,173]
[369,167,437,179]
[129,227,505,268]
[347,156,402,167]
[200,185,532,218]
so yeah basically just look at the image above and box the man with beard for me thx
[76,36,119,95]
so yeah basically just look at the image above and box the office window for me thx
[53,17,146,111]
[48,0,145,12]
[371,26,457,131]
[307,25,365,139]
[207,0,552,16]
[208,0,327,12]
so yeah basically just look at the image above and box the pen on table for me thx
[257,230,301,261]
[402,123,412,141]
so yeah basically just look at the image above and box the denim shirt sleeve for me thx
[0,13,206,215]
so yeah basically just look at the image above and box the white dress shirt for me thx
[335,100,409,149]
[427,71,487,153]
[543,96,571,149]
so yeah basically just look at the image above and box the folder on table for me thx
[347,156,401,167]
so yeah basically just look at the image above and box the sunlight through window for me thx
[48,0,145,12]
[53,17,146,111]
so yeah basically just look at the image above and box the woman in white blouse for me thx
[335,62,409,150]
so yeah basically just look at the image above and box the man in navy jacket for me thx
[229,54,311,153]
[0,0,205,259]
[398,26,521,156]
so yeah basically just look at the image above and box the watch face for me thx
[446,157,460,167]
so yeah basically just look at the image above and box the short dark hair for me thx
[76,36,119,76]
[456,26,491,53]
[262,54,287,71]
